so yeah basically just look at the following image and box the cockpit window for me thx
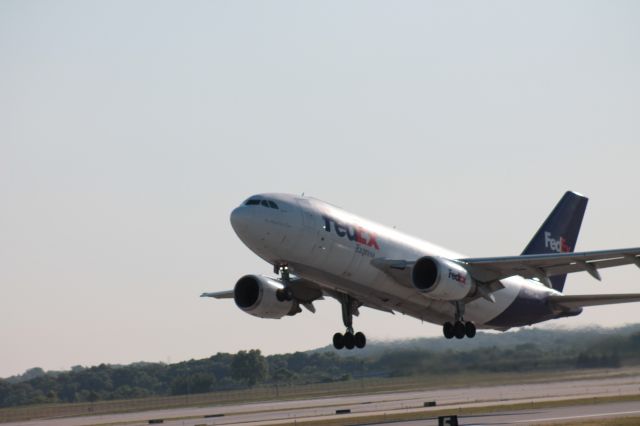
[245,197,279,209]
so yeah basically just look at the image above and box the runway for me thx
[78,400,639,426]
[362,401,640,425]
[4,373,640,426]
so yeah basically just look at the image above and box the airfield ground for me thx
[2,367,640,425]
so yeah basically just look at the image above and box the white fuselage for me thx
[231,193,560,329]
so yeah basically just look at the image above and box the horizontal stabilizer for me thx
[548,293,640,309]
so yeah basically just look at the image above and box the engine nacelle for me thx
[233,275,299,319]
[411,256,475,301]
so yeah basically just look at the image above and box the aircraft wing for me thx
[200,290,234,299]
[460,247,640,286]
[548,293,640,309]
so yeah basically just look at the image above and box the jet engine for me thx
[411,256,475,301]
[233,275,300,319]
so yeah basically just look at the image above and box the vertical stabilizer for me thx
[522,191,588,292]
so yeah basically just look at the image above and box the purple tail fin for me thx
[522,191,588,292]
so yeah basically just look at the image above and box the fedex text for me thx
[448,269,467,284]
[322,215,380,250]
[544,231,571,253]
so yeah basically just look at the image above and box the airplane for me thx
[202,191,640,350]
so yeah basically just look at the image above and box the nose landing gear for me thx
[332,295,367,350]
[275,264,294,302]
[443,301,476,339]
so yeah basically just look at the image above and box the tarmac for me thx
[4,372,640,426]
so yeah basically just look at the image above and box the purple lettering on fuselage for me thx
[322,215,380,250]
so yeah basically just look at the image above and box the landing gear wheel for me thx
[354,332,366,348]
[343,332,355,350]
[443,322,454,339]
[332,332,344,350]
[465,321,476,338]
[453,321,466,339]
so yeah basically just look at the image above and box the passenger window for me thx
[245,199,261,206]
[268,201,279,209]
[261,200,269,207]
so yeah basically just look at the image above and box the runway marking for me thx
[512,409,640,423]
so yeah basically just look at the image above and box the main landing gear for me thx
[443,301,476,339]
[333,295,367,350]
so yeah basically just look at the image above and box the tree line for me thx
[2,327,640,408]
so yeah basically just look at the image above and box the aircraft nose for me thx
[230,206,252,234]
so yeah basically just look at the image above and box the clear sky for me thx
[1,1,639,378]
